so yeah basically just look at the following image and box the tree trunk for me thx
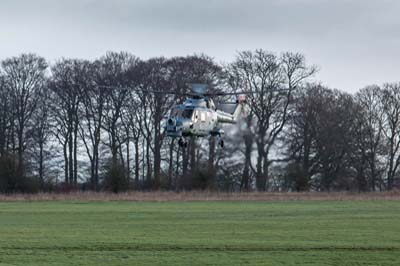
[256,142,264,191]
[73,119,78,186]
[142,138,146,187]
[168,140,175,189]
[63,140,68,184]
[111,127,118,165]
[182,146,189,190]
[126,137,130,188]
[146,138,152,188]
[17,123,24,179]
[175,147,180,191]
[153,136,161,190]
[134,138,140,189]
[189,137,196,172]
[94,141,99,190]
[370,153,376,191]
[208,137,216,189]
[262,155,269,191]
[39,139,44,188]
[68,123,74,185]
[189,137,196,189]
[388,141,395,190]
[241,134,252,192]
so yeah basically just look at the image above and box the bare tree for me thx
[354,86,385,191]
[0,74,9,156]
[314,89,358,190]
[78,61,104,189]
[228,50,316,191]
[1,54,47,180]
[49,59,90,185]
[123,90,143,188]
[285,84,326,191]
[380,83,400,190]
[96,52,140,190]
[286,85,363,191]
[30,84,52,188]
[134,57,173,189]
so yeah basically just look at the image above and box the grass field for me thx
[0,197,400,265]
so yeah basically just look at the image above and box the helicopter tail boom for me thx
[216,97,245,124]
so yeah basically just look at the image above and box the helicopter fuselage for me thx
[165,97,238,138]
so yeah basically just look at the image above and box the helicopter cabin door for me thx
[200,110,207,136]
[192,109,207,136]
[192,110,199,134]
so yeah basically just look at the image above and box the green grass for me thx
[0,200,399,265]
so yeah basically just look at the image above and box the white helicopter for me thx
[165,84,246,148]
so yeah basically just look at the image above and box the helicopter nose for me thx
[166,118,183,137]
[166,118,176,130]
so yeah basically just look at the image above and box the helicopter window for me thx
[171,108,180,117]
[200,111,206,122]
[182,109,194,119]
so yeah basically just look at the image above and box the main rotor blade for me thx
[205,89,291,96]
[98,85,291,97]
[217,101,238,105]
[97,85,189,96]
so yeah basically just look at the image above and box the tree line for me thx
[0,50,398,193]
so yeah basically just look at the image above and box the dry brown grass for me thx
[1,190,400,202]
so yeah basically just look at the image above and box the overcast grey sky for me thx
[1,0,399,92]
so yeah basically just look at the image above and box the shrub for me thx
[102,159,129,193]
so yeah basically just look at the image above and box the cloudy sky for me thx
[1,0,399,92]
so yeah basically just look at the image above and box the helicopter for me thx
[164,84,246,148]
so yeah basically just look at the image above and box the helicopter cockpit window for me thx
[170,108,181,118]
[182,109,194,119]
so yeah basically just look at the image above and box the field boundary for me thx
[1,191,400,202]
